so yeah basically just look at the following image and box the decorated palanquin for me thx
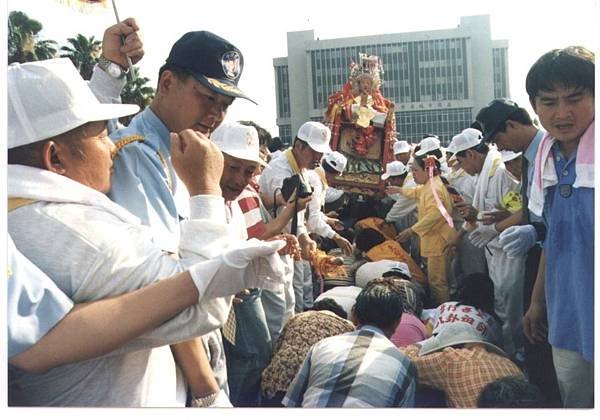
[324,53,396,196]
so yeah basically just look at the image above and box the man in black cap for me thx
[108,31,256,407]
[476,98,560,406]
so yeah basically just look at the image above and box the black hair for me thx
[495,108,534,135]
[354,228,386,253]
[352,278,404,332]
[477,376,545,408]
[456,273,500,323]
[321,160,340,175]
[422,133,439,139]
[412,148,442,173]
[239,120,272,147]
[526,46,595,101]
[268,136,284,153]
[309,298,348,319]
[469,121,483,131]
[157,64,192,89]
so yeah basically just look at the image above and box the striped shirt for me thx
[236,184,267,239]
[402,345,524,407]
[283,326,416,407]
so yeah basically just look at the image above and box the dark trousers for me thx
[223,289,272,407]
[523,244,562,407]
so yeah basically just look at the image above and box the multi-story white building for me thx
[273,15,509,145]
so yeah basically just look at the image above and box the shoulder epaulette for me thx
[113,135,145,154]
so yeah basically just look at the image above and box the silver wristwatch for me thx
[97,55,128,79]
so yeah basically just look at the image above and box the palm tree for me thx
[8,11,57,63]
[60,34,102,79]
[119,67,156,125]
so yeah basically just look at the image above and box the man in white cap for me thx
[6,58,285,406]
[448,127,525,361]
[381,161,417,248]
[259,121,333,313]
[501,150,523,183]
[393,139,412,165]
[306,151,353,256]
[210,121,302,406]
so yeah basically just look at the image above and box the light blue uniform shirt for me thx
[543,143,594,362]
[109,108,189,253]
[7,235,73,358]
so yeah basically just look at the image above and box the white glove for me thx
[189,238,286,299]
[208,389,233,407]
[468,223,499,248]
[498,224,537,258]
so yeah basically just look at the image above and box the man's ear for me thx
[41,141,67,175]
[157,70,177,96]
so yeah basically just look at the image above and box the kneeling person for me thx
[283,278,417,407]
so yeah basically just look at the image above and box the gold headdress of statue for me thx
[349,53,383,93]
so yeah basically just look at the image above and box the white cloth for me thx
[471,149,503,212]
[258,151,308,237]
[446,167,477,204]
[462,159,524,357]
[305,170,336,239]
[7,165,236,407]
[314,286,362,317]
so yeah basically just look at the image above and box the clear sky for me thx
[6,0,599,137]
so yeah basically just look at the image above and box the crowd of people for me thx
[6,17,594,409]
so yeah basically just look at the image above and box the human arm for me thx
[9,270,200,374]
[522,250,547,344]
[88,18,144,107]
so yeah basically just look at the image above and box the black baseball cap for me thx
[476,98,520,142]
[163,31,256,104]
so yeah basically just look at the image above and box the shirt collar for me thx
[358,324,387,337]
[140,107,171,153]
[524,129,545,165]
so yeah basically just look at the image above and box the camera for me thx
[281,174,312,202]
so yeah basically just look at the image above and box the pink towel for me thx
[528,121,594,216]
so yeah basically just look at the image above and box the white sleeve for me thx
[306,185,336,238]
[88,64,126,105]
[385,194,417,222]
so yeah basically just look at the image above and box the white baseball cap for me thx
[322,151,347,173]
[393,140,411,155]
[210,121,269,167]
[355,260,411,288]
[500,150,522,163]
[447,128,483,155]
[296,121,332,154]
[381,161,408,180]
[7,58,139,149]
[414,136,441,157]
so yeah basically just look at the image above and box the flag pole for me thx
[110,0,133,79]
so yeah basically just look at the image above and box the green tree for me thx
[8,11,57,63]
[60,34,102,79]
[119,67,155,125]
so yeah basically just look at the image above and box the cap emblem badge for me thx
[222,51,241,80]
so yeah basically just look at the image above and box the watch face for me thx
[108,63,122,78]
